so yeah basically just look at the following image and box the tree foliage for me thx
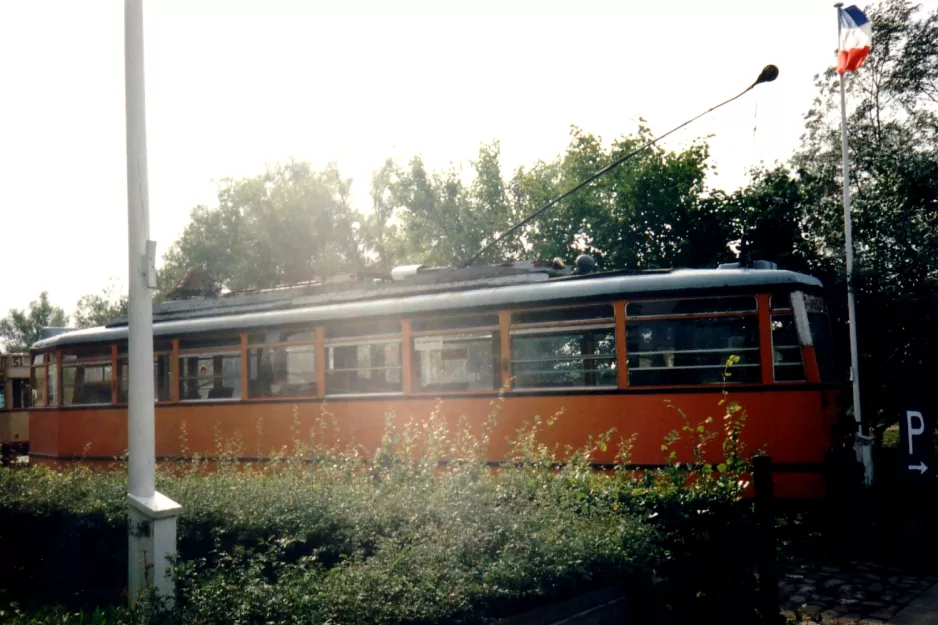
[160,160,368,293]
[790,0,938,433]
[369,130,731,271]
[73,281,128,329]
[363,142,523,267]
[0,293,68,352]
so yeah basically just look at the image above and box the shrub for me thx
[0,390,759,624]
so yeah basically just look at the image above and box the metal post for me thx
[125,0,180,606]
[754,455,780,625]
[835,3,873,487]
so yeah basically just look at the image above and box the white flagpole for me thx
[125,0,181,605]
[835,2,873,487]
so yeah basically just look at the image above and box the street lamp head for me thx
[754,64,780,86]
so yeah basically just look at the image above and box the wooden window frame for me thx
[322,335,404,398]
[408,329,502,397]
[507,305,619,392]
[60,354,115,407]
[176,349,243,402]
[245,331,320,402]
[623,295,764,389]
[115,351,176,405]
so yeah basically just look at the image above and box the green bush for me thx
[0,394,760,624]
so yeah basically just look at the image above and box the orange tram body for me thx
[25,262,844,498]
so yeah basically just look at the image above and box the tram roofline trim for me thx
[31,268,822,351]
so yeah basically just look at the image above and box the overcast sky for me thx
[2,0,933,322]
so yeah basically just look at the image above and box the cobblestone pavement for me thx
[780,560,938,624]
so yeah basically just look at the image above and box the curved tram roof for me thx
[32,268,822,351]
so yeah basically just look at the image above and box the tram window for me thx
[626,316,760,386]
[11,379,27,409]
[248,345,316,397]
[248,329,316,345]
[511,328,616,389]
[63,360,113,405]
[178,352,241,400]
[627,297,757,318]
[118,355,173,403]
[325,319,401,340]
[45,363,58,406]
[31,356,47,408]
[770,293,792,310]
[325,341,401,395]
[178,335,240,352]
[771,316,806,382]
[512,305,614,326]
[413,332,498,392]
[809,313,838,382]
[411,314,499,333]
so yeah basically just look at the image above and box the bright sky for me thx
[1,0,933,321]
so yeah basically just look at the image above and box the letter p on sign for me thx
[908,411,925,454]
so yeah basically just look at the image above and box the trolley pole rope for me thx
[459,64,779,269]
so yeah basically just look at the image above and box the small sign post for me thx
[898,406,934,484]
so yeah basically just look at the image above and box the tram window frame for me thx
[626,296,757,318]
[409,314,500,393]
[412,331,500,393]
[625,297,761,387]
[177,333,244,401]
[62,349,114,406]
[770,293,792,310]
[509,305,618,391]
[411,313,500,334]
[770,315,806,382]
[809,312,838,382]
[117,353,174,403]
[325,319,402,340]
[30,353,48,408]
[247,328,318,398]
[325,330,403,396]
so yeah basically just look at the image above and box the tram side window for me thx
[47,362,58,406]
[63,359,113,405]
[31,354,47,408]
[626,315,761,386]
[510,306,617,389]
[178,352,241,400]
[809,313,838,382]
[326,341,402,395]
[248,345,317,397]
[413,332,499,392]
[771,316,806,382]
[118,355,173,403]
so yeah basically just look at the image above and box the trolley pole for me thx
[124,0,180,606]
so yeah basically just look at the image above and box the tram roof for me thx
[31,267,822,351]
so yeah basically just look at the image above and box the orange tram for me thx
[25,261,843,498]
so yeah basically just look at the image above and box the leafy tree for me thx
[375,130,730,271]
[0,292,68,352]
[786,0,938,436]
[367,142,523,267]
[510,126,731,270]
[161,160,369,293]
[73,280,128,329]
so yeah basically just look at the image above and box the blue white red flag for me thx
[838,5,872,74]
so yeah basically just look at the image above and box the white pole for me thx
[835,2,873,487]
[125,0,181,605]
[125,0,155,502]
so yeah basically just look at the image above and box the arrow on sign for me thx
[909,462,929,474]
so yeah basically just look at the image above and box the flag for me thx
[838,5,872,74]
